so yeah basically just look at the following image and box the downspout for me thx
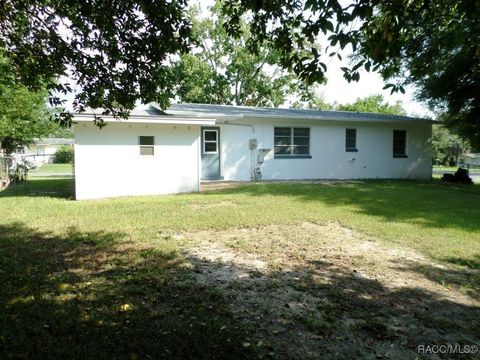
[197,127,201,192]
[251,146,255,181]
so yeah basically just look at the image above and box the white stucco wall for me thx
[220,124,254,181]
[218,119,432,181]
[74,122,200,200]
[74,116,432,199]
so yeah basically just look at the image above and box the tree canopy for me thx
[0,0,478,147]
[336,95,406,115]
[222,0,480,147]
[0,0,192,120]
[295,94,406,115]
[0,56,56,154]
[172,4,319,107]
[431,125,468,164]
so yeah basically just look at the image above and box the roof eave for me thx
[166,110,434,124]
[72,113,216,126]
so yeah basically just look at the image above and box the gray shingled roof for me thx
[35,138,75,145]
[164,103,432,123]
[76,103,433,124]
[82,105,166,117]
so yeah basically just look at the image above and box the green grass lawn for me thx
[28,163,73,176]
[433,165,461,172]
[2,178,478,265]
[0,178,479,358]
[433,164,480,173]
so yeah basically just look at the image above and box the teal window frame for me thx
[274,127,311,159]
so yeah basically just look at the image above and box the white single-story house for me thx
[73,103,433,200]
[458,153,480,167]
[16,138,74,164]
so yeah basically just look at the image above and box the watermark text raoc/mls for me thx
[417,344,478,355]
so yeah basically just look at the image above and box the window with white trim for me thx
[274,127,310,157]
[203,129,218,154]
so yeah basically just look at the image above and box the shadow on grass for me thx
[183,247,480,359]
[393,253,480,299]
[2,222,478,359]
[0,223,255,359]
[214,180,480,232]
[0,177,74,199]
[391,259,480,301]
[443,254,480,271]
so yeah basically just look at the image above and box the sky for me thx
[318,56,429,117]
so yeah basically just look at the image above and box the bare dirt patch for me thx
[201,181,250,192]
[200,179,366,192]
[189,199,237,210]
[180,222,480,359]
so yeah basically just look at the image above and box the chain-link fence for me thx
[0,156,11,188]
[458,162,480,171]
[0,156,28,183]
[22,154,74,177]
[0,154,74,198]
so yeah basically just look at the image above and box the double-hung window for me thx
[203,129,218,154]
[139,136,154,156]
[393,130,407,157]
[345,128,357,152]
[274,127,310,158]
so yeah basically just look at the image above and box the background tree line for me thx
[0,0,478,155]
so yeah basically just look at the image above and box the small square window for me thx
[204,142,217,153]
[204,131,217,142]
[139,136,154,156]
